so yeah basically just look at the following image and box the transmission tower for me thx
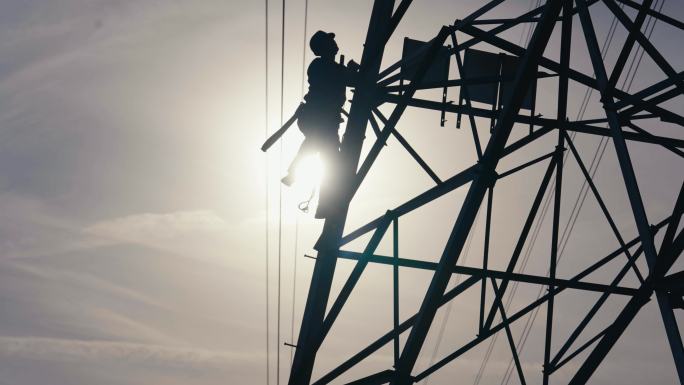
[286,0,684,383]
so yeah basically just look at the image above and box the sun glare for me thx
[294,154,325,190]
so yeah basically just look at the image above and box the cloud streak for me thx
[0,336,257,371]
[82,210,242,264]
[85,210,230,243]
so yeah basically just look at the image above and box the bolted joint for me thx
[618,114,631,125]
[554,145,567,160]
[385,209,399,223]
[599,95,617,111]
[649,223,658,235]
[640,276,658,296]
[475,163,499,188]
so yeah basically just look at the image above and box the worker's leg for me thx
[288,138,317,174]
[319,135,340,174]
[315,131,341,219]
[282,137,315,186]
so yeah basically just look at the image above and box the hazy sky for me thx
[0,1,682,384]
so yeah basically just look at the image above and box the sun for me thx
[293,154,325,191]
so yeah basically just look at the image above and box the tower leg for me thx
[287,1,394,383]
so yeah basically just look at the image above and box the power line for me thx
[290,214,299,365]
[277,0,286,383]
[524,0,543,45]
[290,0,309,368]
[500,8,628,385]
[473,4,625,384]
[301,0,310,96]
[264,0,271,383]
[498,3,664,384]
[517,0,537,46]
[471,4,552,381]
[423,208,482,385]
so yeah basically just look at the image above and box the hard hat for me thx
[310,30,336,56]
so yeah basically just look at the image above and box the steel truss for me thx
[287,0,684,384]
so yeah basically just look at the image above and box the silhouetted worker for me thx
[281,31,359,192]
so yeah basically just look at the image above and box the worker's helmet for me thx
[310,30,336,56]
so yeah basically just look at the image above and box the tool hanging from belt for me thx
[261,103,305,152]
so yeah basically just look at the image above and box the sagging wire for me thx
[498,3,664,385]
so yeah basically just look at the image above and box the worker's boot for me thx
[315,185,341,219]
[281,173,295,186]
[315,200,333,219]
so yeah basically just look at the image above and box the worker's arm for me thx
[339,59,360,87]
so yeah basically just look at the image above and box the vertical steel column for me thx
[570,0,684,383]
[480,187,493,333]
[574,0,658,270]
[656,182,684,277]
[655,292,684,384]
[391,2,565,383]
[482,153,557,331]
[288,2,394,383]
[543,1,571,383]
[655,183,684,384]
[605,0,653,90]
[491,278,527,385]
[393,217,400,367]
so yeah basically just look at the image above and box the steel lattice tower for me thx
[285,0,684,383]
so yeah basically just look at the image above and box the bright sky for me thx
[0,1,682,384]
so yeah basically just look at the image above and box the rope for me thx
[264,0,271,383]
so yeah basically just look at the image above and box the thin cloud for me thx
[0,336,258,371]
[85,210,231,243]
[83,210,239,264]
